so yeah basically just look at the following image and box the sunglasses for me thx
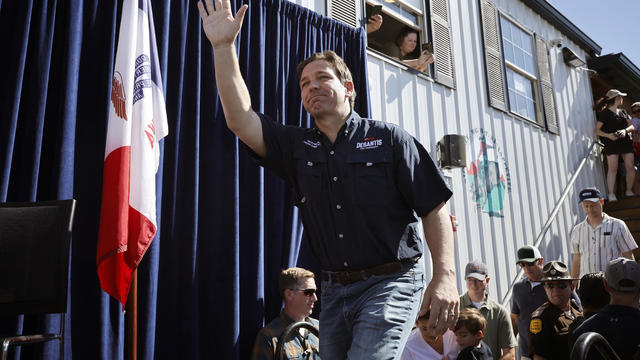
[518,261,537,268]
[633,109,640,114]
[544,282,569,289]
[291,288,317,297]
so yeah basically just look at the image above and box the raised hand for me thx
[197,0,248,48]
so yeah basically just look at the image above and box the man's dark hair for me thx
[296,50,356,109]
[578,272,610,309]
[454,308,486,334]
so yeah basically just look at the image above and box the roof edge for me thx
[521,0,602,56]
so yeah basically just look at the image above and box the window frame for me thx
[499,13,543,125]
[364,0,433,76]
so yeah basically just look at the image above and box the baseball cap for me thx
[579,188,603,203]
[465,260,488,281]
[605,257,640,292]
[517,245,542,264]
[541,261,577,282]
[632,101,640,109]
[605,89,627,100]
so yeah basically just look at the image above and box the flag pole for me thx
[126,269,138,360]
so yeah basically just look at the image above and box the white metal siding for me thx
[366,0,605,304]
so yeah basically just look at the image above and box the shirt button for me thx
[330,150,335,155]
[301,196,306,203]
[338,234,344,238]
[336,204,341,209]
[333,176,338,182]
[343,261,348,267]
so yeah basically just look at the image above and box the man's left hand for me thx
[420,272,459,336]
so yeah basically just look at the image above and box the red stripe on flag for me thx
[97,146,156,308]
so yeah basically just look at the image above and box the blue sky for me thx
[546,0,640,68]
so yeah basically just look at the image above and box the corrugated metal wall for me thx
[364,0,606,303]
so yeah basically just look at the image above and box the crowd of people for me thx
[253,245,639,360]
[196,1,639,358]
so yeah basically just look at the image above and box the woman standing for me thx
[594,89,636,201]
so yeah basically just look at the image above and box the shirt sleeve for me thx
[528,316,552,358]
[393,132,453,217]
[510,285,520,315]
[251,330,276,360]
[570,224,580,254]
[498,306,517,349]
[243,113,296,184]
[614,219,638,253]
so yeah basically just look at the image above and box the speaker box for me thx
[438,134,466,169]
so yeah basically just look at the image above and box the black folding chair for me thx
[0,199,76,360]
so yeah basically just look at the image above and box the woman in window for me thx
[387,26,434,73]
[593,89,636,201]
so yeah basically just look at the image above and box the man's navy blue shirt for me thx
[249,111,452,271]
[570,304,640,360]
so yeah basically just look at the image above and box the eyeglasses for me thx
[290,288,317,297]
[544,282,569,289]
[518,261,538,268]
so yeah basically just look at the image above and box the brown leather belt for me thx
[322,260,406,286]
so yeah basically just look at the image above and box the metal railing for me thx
[501,141,601,304]
[570,332,621,360]
[275,321,319,360]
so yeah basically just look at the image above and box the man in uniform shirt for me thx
[197,1,459,358]
[570,187,636,279]
[528,261,582,360]
[459,260,516,359]
[510,245,581,359]
[252,268,320,359]
[570,258,640,360]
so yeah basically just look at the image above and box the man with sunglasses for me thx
[528,261,582,360]
[252,267,320,360]
[511,246,581,359]
[198,0,458,358]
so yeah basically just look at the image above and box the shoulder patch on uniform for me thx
[530,318,542,334]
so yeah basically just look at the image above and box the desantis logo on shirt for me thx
[356,137,382,150]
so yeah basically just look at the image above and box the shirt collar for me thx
[584,212,610,229]
[311,111,360,142]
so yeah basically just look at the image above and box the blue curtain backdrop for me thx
[0,0,370,358]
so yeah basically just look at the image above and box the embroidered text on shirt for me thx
[356,137,382,150]
[304,140,321,148]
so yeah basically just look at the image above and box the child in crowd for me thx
[454,308,493,360]
[401,311,461,360]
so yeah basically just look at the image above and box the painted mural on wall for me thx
[464,128,512,218]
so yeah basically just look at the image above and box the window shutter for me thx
[478,0,507,111]
[430,0,455,88]
[535,35,559,134]
[327,0,358,28]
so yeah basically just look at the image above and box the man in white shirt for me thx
[570,188,636,279]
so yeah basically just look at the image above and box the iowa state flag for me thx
[98,0,168,308]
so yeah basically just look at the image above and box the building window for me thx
[363,0,455,87]
[501,17,537,122]
[365,1,427,70]
[478,0,558,133]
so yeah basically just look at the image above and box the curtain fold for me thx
[0,0,370,358]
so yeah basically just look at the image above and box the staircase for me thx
[604,195,640,259]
